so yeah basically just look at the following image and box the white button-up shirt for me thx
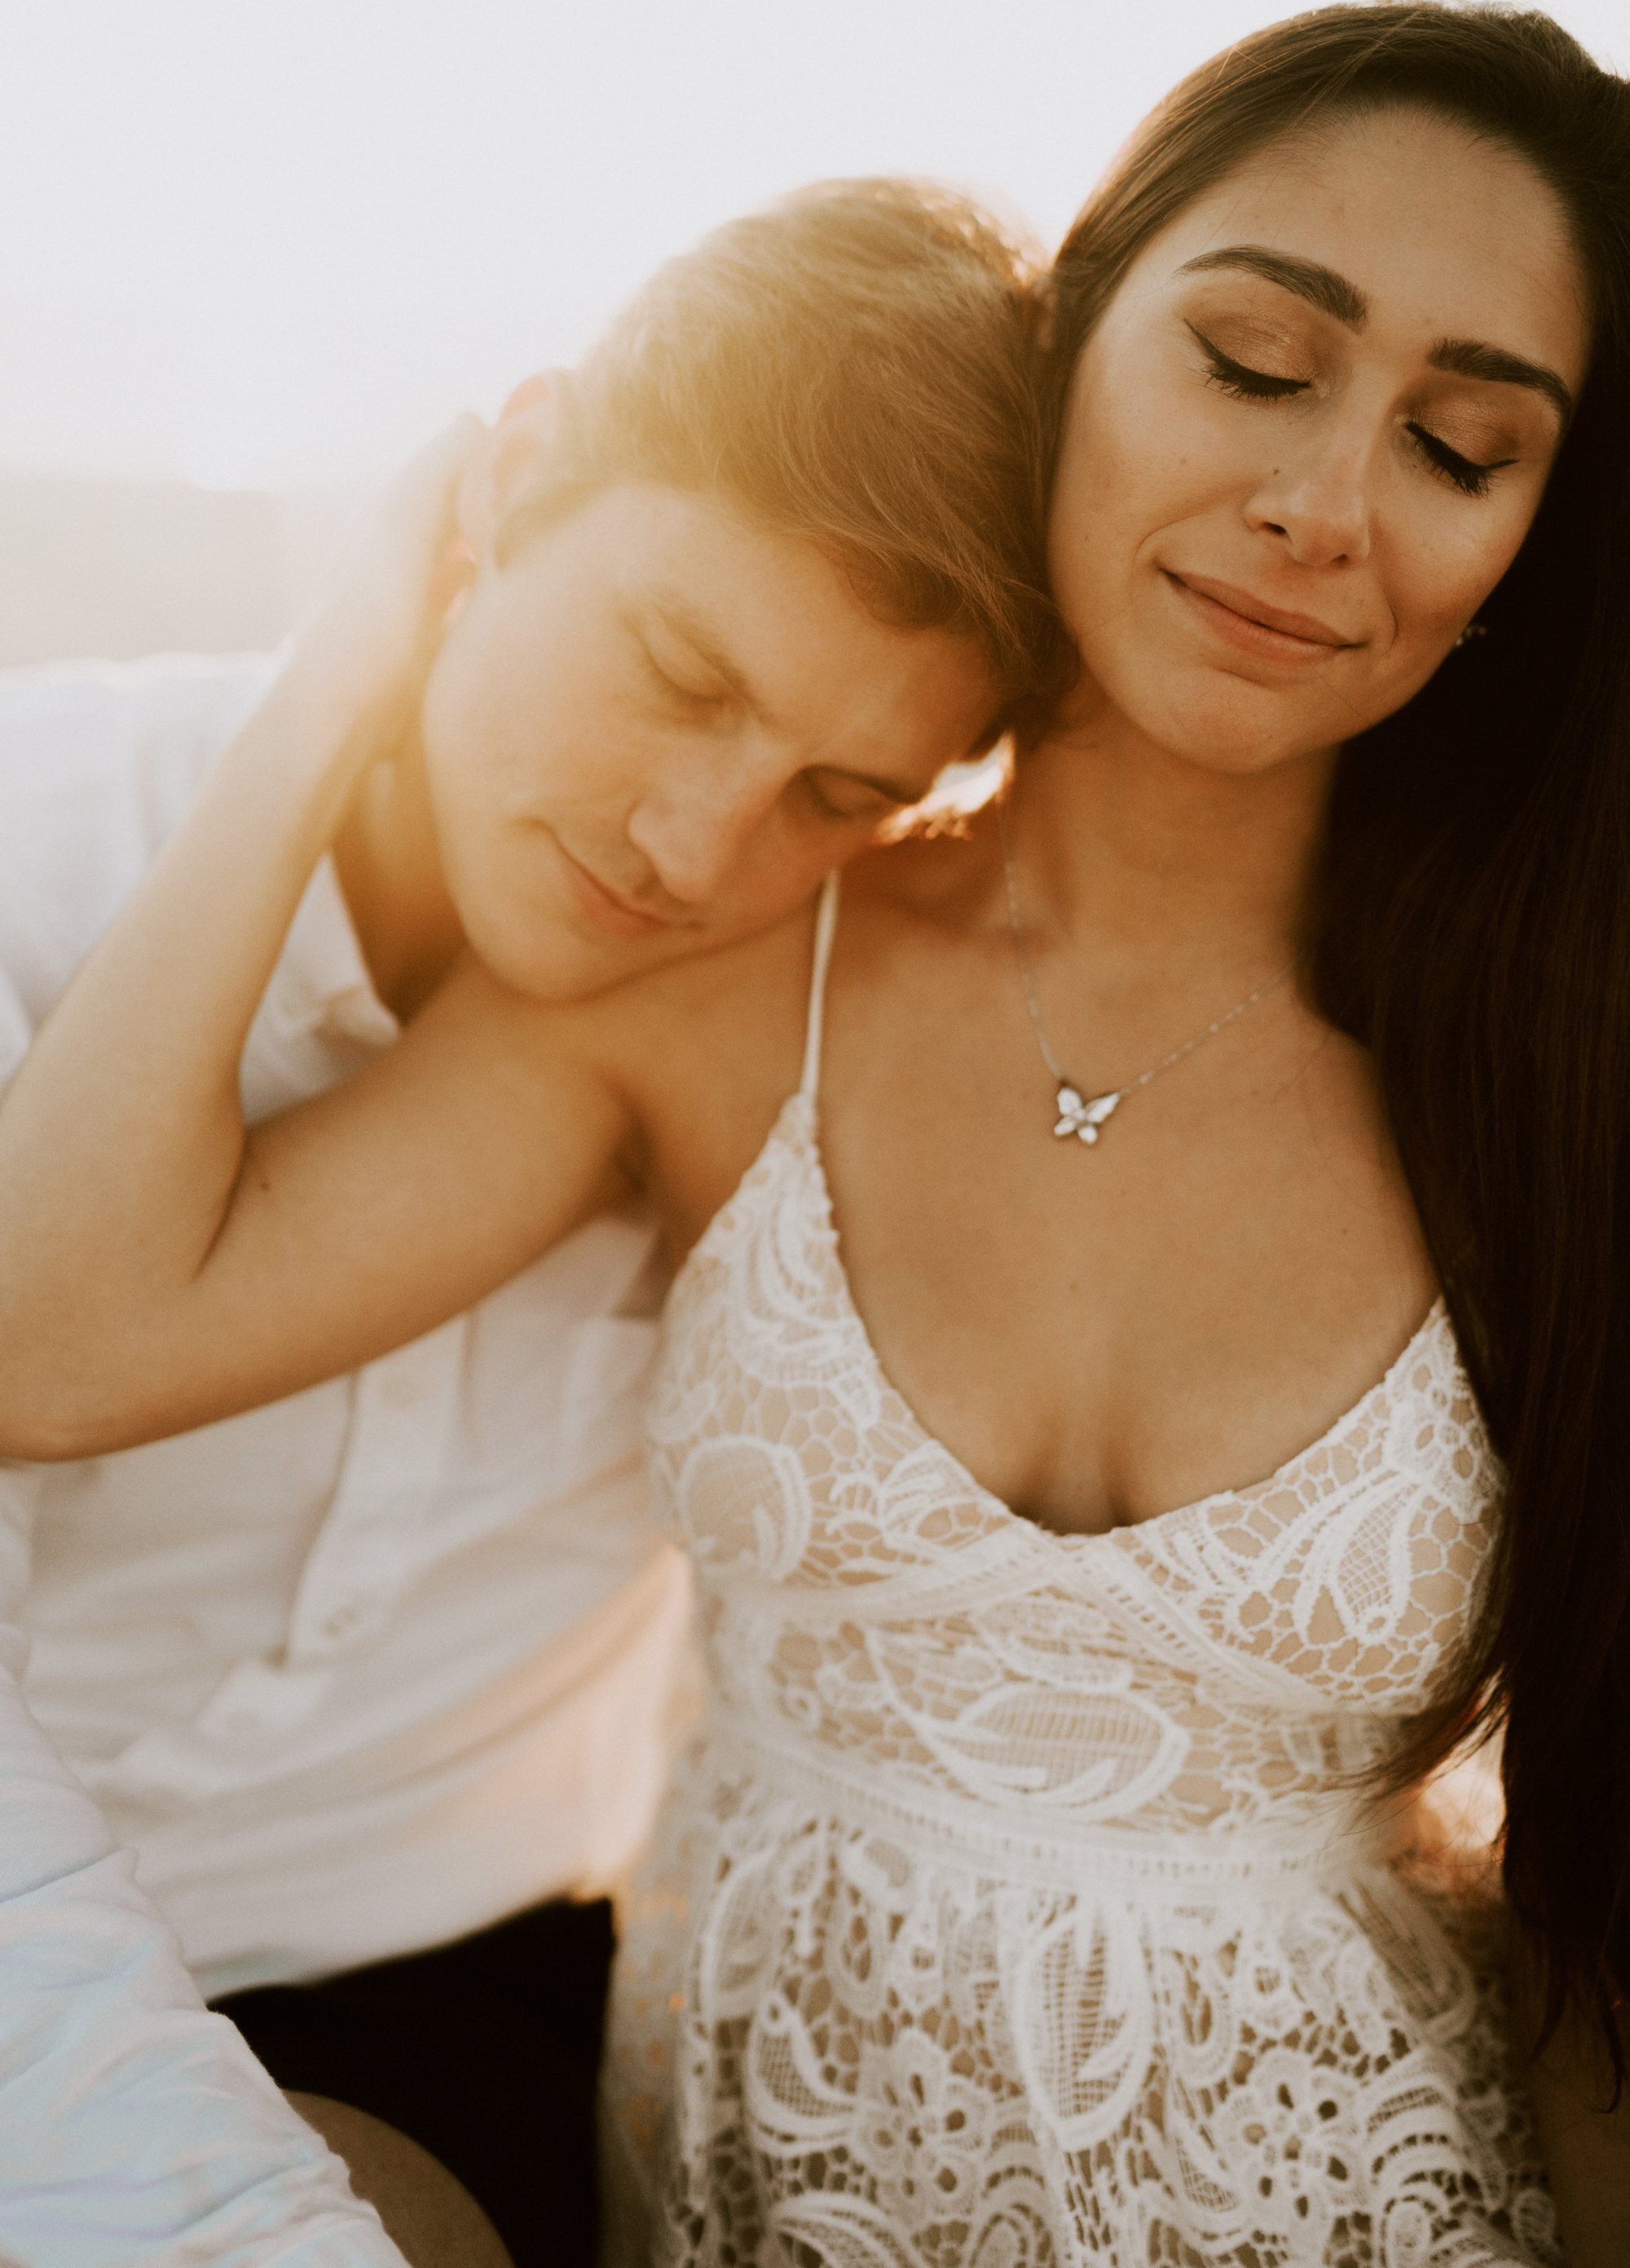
[0,655,692,2002]
[0,1602,407,2261]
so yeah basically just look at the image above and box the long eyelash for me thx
[1407,423,1513,500]
[1185,324,1517,500]
[1187,323,1308,402]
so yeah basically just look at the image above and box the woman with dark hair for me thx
[0,5,1627,2261]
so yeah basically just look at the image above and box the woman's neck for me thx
[1008,686,1336,986]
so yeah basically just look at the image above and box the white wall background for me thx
[0,0,1623,657]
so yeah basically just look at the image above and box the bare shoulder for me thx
[459,823,998,1240]
[523,902,826,1237]
[571,907,817,1094]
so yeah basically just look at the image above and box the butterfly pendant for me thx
[1053,1083,1122,1145]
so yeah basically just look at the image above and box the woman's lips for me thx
[1165,570,1359,662]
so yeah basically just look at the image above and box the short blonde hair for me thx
[499,179,1066,740]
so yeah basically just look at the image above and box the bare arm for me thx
[1516,1935,1630,2263]
[0,427,633,1458]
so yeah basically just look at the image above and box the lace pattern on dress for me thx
[606,882,1555,2268]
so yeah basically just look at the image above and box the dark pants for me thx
[214,1897,615,2268]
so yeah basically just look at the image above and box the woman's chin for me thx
[1140,675,1348,783]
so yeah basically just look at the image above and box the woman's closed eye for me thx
[1187,322,1310,401]
[1187,323,1516,499]
[1404,423,1516,499]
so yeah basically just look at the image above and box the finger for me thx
[380,413,491,549]
[401,411,489,483]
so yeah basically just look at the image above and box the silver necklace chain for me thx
[997,802,1296,1147]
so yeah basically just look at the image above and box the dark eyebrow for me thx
[1429,337,1573,424]
[1178,245,1368,329]
[646,594,923,805]
[1179,245,1575,426]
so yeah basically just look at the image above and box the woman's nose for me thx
[1245,423,1375,567]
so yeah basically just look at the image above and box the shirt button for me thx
[381,1374,420,1410]
[321,1602,364,1639]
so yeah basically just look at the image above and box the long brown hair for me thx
[1048,6,1630,2076]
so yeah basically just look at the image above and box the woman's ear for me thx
[457,369,569,562]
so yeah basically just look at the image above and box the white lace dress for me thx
[604,880,1557,2268]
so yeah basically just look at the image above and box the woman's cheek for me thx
[1050,426,1151,636]
[1390,525,1515,678]
[1361,565,1476,723]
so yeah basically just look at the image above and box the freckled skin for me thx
[1049,108,1588,782]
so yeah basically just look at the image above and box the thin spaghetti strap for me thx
[798,873,842,1101]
